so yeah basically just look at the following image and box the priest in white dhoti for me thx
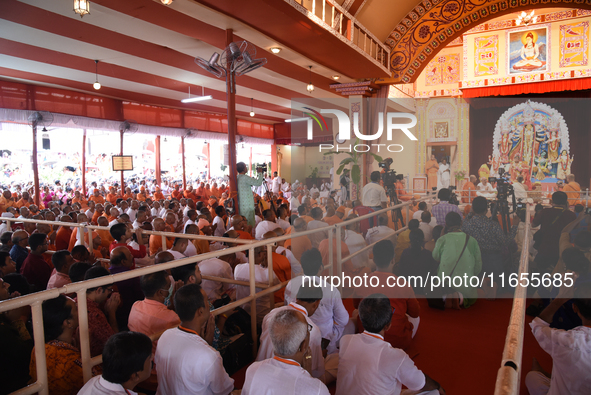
[281,178,291,199]
[477,177,496,199]
[436,159,450,190]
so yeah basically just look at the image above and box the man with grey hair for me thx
[257,285,329,382]
[242,309,329,394]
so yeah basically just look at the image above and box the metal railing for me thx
[493,202,532,395]
[0,197,424,395]
[289,0,390,71]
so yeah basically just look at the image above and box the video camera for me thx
[488,168,514,203]
[448,186,460,205]
[255,163,267,172]
[488,168,517,233]
[379,158,403,188]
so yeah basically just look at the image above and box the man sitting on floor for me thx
[242,309,330,395]
[77,331,152,395]
[336,295,445,395]
[526,282,591,395]
[155,283,235,395]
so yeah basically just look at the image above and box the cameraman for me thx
[339,169,350,205]
[362,171,388,213]
[237,162,264,227]
[431,188,463,226]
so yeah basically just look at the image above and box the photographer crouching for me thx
[237,162,265,227]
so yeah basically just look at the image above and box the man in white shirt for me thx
[198,252,236,302]
[476,177,496,199]
[155,284,234,395]
[307,207,329,249]
[343,217,369,269]
[365,215,397,247]
[78,331,152,395]
[309,184,319,196]
[257,285,326,381]
[272,172,282,195]
[280,178,291,199]
[290,192,301,213]
[419,211,434,242]
[126,200,139,223]
[242,310,329,395]
[275,206,291,232]
[525,283,591,395]
[167,237,188,260]
[255,209,281,240]
[412,202,427,220]
[437,159,450,190]
[234,247,279,325]
[513,175,528,201]
[212,206,226,237]
[361,171,388,212]
[132,210,147,230]
[336,296,445,395]
[285,248,350,355]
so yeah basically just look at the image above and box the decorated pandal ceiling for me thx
[384,1,591,97]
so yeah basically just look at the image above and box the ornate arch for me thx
[386,0,591,83]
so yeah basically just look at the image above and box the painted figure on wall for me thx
[522,124,534,164]
[499,132,511,163]
[514,32,544,70]
[556,150,573,180]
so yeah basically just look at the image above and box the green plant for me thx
[308,166,319,180]
[453,169,466,181]
[220,164,228,172]
[323,138,383,193]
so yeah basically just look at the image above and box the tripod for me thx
[258,175,278,217]
[385,184,405,231]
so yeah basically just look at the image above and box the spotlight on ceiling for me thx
[249,98,255,117]
[332,75,340,80]
[306,66,314,93]
[160,0,173,4]
[270,47,282,54]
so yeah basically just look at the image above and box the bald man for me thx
[149,218,173,256]
[284,217,312,261]
[230,215,254,240]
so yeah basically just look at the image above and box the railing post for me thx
[405,203,410,226]
[77,289,92,383]
[249,247,257,356]
[161,234,167,253]
[328,228,333,276]
[86,225,93,253]
[267,244,274,288]
[31,301,49,395]
[335,226,342,291]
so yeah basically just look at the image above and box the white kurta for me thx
[242,358,329,395]
[155,328,234,395]
[198,258,234,302]
[256,303,325,379]
[437,163,450,190]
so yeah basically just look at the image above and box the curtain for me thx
[462,77,591,98]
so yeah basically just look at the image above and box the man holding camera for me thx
[237,162,264,227]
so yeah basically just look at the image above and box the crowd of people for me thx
[0,164,589,394]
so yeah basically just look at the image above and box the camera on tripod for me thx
[488,168,517,233]
[379,158,403,188]
[255,163,267,173]
[488,168,513,202]
[448,186,460,205]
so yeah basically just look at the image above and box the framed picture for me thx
[434,122,449,138]
[507,25,550,74]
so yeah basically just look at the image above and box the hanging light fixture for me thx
[160,0,173,4]
[516,10,537,26]
[306,66,314,93]
[74,0,90,18]
[270,47,282,54]
[93,60,101,90]
[249,98,255,117]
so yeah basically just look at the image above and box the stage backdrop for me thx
[469,95,591,189]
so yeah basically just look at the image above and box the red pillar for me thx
[32,125,40,207]
[206,142,211,180]
[181,136,187,190]
[155,136,162,186]
[120,130,124,195]
[226,28,238,197]
[271,144,277,174]
[82,129,87,197]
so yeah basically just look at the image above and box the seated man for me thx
[77,331,152,395]
[155,284,234,395]
[198,252,236,303]
[46,250,74,289]
[526,282,591,395]
[79,266,121,357]
[355,240,420,350]
[108,223,146,263]
[476,177,496,199]
[257,285,328,382]
[255,209,281,240]
[336,295,445,395]
[365,214,397,247]
[242,310,330,395]
[285,248,350,355]
[394,219,419,263]
[128,271,180,356]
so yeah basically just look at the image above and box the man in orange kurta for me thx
[123,187,134,200]
[195,183,206,202]
[563,174,582,206]
[461,175,478,204]
[153,187,164,201]
[0,190,16,213]
[425,154,439,191]
[395,180,412,201]
[211,183,221,198]
[15,191,31,209]
[106,187,118,205]
[184,186,198,203]
[171,185,182,200]
[71,191,88,210]
[89,189,105,205]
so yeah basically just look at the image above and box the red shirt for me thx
[21,253,53,291]
[109,241,147,260]
[77,297,115,357]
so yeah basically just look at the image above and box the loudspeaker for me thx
[42,137,50,150]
